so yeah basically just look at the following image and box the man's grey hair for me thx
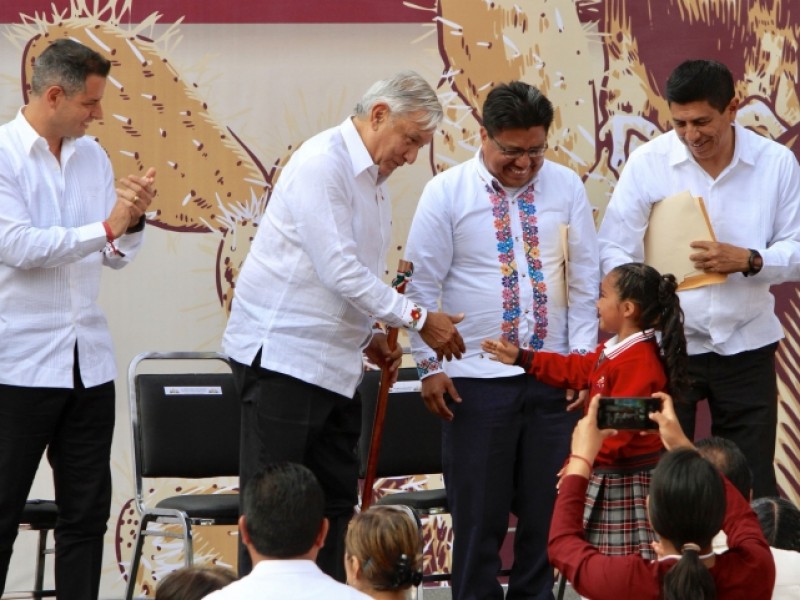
[354,71,442,131]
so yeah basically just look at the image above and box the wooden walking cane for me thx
[361,259,414,511]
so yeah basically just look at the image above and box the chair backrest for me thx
[357,367,442,478]
[128,352,239,507]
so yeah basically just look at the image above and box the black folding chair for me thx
[124,351,239,600]
[1,500,59,599]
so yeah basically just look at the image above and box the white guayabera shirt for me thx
[0,110,143,388]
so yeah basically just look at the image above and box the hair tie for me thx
[391,553,423,589]
[680,543,701,554]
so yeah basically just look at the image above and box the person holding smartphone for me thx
[548,393,775,600]
[482,262,688,561]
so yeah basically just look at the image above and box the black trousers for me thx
[675,342,779,498]
[0,360,114,599]
[232,359,361,582]
[443,375,579,600]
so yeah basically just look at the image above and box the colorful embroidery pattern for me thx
[488,182,548,349]
[416,356,441,379]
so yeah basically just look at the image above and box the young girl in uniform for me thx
[482,262,689,559]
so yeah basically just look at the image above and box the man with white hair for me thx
[223,71,465,580]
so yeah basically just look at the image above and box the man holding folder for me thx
[599,59,800,498]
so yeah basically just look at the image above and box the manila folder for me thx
[644,191,726,291]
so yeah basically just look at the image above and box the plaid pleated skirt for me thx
[582,464,657,560]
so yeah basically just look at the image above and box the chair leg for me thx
[180,515,194,568]
[33,529,47,599]
[125,516,151,600]
[556,570,568,600]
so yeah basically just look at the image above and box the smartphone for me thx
[597,397,661,430]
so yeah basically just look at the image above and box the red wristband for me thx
[101,221,125,256]
[102,220,114,242]
[568,454,593,471]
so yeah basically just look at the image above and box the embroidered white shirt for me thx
[405,152,599,379]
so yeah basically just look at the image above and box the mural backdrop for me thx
[0,0,798,597]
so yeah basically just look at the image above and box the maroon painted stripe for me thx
[1,0,430,24]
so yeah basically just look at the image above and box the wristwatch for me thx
[743,249,763,277]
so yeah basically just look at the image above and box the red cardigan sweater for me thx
[519,333,665,466]
[549,474,776,600]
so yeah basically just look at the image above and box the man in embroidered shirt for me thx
[404,81,599,600]
[222,71,465,581]
[0,39,155,599]
[203,462,371,600]
[598,59,800,498]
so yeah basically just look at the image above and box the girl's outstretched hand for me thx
[480,338,520,365]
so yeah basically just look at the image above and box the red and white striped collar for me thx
[602,329,656,360]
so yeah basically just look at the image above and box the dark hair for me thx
[481,81,554,137]
[345,505,423,591]
[243,462,325,558]
[31,39,111,96]
[696,436,753,500]
[751,496,800,551]
[610,263,689,399]
[649,448,726,600]
[155,565,237,600]
[665,60,735,113]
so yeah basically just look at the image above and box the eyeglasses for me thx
[490,137,548,159]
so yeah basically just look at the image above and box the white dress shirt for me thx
[222,117,426,398]
[202,559,372,600]
[405,152,599,379]
[713,534,797,600]
[598,123,800,356]
[770,547,800,600]
[0,109,143,388]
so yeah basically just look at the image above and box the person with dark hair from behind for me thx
[202,462,370,600]
[696,436,753,501]
[344,505,423,599]
[752,497,800,550]
[751,496,800,599]
[156,565,237,600]
[696,436,754,554]
[548,393,775,600]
